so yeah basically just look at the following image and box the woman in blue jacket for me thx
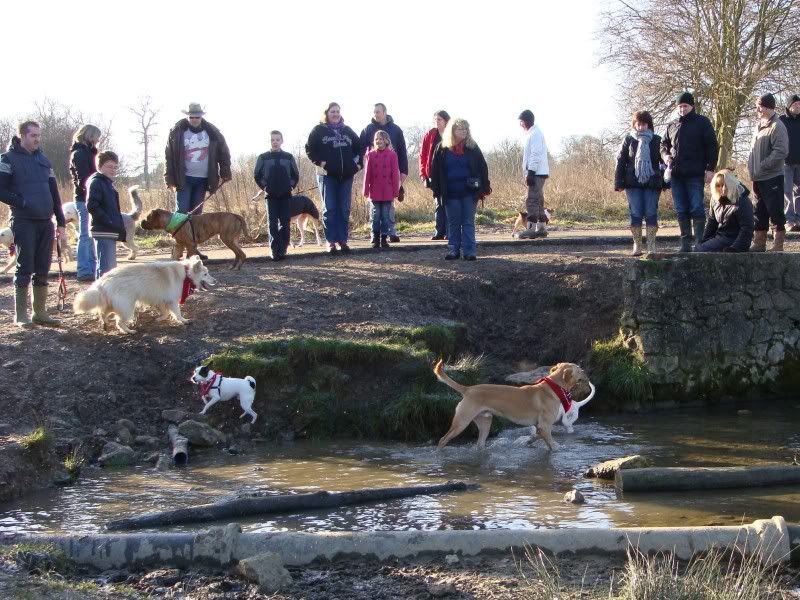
[305,103,363,254]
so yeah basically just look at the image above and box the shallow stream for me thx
[2,402,799,534]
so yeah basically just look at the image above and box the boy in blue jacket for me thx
[87,151,126,277]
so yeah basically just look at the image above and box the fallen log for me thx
[106,481,478,531]
[168,425,189,467]
[615,465,800,494]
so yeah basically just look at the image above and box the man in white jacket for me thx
[518,109,550,239]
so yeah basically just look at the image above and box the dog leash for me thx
[252,186,320,235]
[55,226,68,311]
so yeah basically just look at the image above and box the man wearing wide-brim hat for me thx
[164,102,231,214]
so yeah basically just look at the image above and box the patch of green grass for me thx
[134,232,173,250]
[590,334,652,408]
[63,449,83,481]
[475,207,517,226]
[382,390,458,441]
[0,543,68,574]
[18,427,53,461]
[378,323,467,359]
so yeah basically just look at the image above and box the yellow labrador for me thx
[434,360,592,451]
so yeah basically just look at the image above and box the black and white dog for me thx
[288,195,322,247]
[190,366,258,423]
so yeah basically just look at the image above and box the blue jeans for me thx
[94,238,117,278]
[625,188,660,226]
[176,176,208,214]
[387,201,397,236]
[670,176,706,219]
[446,195,477,257]
[371,201,392,236]
[319,175,353,243]
[75,200,96,279]
[784,164,800,226]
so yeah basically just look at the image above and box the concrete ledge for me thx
[2,517,792,569]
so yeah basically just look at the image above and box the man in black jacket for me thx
[661,92,719,251]
[0,121,65,327]
[254,131,299,260]
[780,94,800,232]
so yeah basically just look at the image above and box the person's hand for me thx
[398,186,405,202]
[57,226,66,242]
[704,170,714,184]
[614,187,624,192]
[525,170,536,186]
[320,161,327,169]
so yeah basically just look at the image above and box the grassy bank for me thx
[589,333,653,410]
[207,324,479,441]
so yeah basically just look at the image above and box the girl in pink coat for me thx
[363,130,400,248]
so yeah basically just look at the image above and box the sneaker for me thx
[444,252,459,260]
[389,235,400,243]
[327,243,338,254]
[339,243,351,254]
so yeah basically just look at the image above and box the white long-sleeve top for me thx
[522,125,549,176]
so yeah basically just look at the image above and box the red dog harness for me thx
[200,372,223,397]
[180,265,196,305]
[538,376,573,412]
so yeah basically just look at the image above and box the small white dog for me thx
[190,365,258,423]
[73,255,215,334]
[556,381,595,433]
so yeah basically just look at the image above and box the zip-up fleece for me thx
[305,122,363,180]
[747,113,789,182]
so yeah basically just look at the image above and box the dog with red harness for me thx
[190,365,258,423]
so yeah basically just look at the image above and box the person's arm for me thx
[614,138,629,190]
[362,151,372,199]
[660,126,673,165]
[305,127,323,166]
[529,130,546,175]
[396,129,408,180]
[49,169,65,227]
[430,147,442,198]
[730,192,754,251]
[351,129,364,169]
[253,155,265,189]
[391,150,400,198]
[419,130,433,180]
[87,178,113,228]
[477,147,491,197]
[0,157,25,209]
[704,118,719,173]
[164,131,176,189]
[702,207,718,242]
[216,131,232,182]
[71,149,93,197]
[289,155,300,189]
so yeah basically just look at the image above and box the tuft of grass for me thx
[382,391,458,442]
[63,449,83,481]
[590,334,652,408]
[18,427,54,461]
[378,323,467,359]
[0,542,68,574]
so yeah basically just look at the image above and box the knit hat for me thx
[757,93,776,110]
[788,94,800,108]
[676,92,695,106]
[182,102,206,117]
[518,110,534,127]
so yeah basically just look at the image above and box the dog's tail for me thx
[236,214,256,243]
[73,287,102,314]
[126,186,143,221]
[433,359,468,394]
[245,376,256,389]
[573,381,595,408]
[304,196,320,221]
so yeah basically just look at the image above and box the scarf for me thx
[451,141,465,156]
[327,119,345,131]
[631,129,655,185]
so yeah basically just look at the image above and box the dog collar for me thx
[199,372,223,397]
[181,265,196,305]
[539,376,573,412]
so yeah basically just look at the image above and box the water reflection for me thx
[1,402,799,534]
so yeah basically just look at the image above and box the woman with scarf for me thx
[430,118,490,261]
[614,111,665,256]
[305,102,363,254]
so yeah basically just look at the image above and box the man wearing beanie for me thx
[661,92,719,251]
[779,94,800,232]
[518,109,550,239]
[748,93,789,251]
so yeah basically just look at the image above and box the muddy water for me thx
[2,403,799,534]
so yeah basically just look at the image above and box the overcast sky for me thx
[6,0,622,169]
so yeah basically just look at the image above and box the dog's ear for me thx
[563,365,576,386]
[190,255,202,270]
[549,363,562,374]
[198,366,209,377]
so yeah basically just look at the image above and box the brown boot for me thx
[751,230,767,252]
[769,230,785,252]
[630,226,643,256]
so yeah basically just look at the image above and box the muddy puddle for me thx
[2,402,799,534]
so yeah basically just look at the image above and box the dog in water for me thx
[190,365,258,423]
[73,255,215,334]
[434,360,593,451]
[141,208,249,269]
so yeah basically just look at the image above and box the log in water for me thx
[615,465,800,494]
[106,481,479,531]
[168,425,188,466]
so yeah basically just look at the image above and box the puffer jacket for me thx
[87,172,126,242]
[660,110,719,178]
[0,136,65,224]
[701,184,754,252]
[614,133,664,190]
[69,142,97,201]
[305,122,363,180]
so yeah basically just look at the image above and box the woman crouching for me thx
[695,170,754,252]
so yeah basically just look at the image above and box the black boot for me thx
[371,233,380,248]
[678,218,693,252]
[380,235,390,248]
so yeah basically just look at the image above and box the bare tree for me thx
[598,0,800,166]
[129,96,159,189]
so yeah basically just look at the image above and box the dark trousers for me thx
[753,175,786,231]
[11,218,53,288]
[267,195,291,257]
[434,197,448,237]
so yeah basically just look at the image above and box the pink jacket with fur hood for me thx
[363,147,400,202]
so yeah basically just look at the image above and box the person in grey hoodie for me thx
[747,93,789,251]
[779,94,800,232]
